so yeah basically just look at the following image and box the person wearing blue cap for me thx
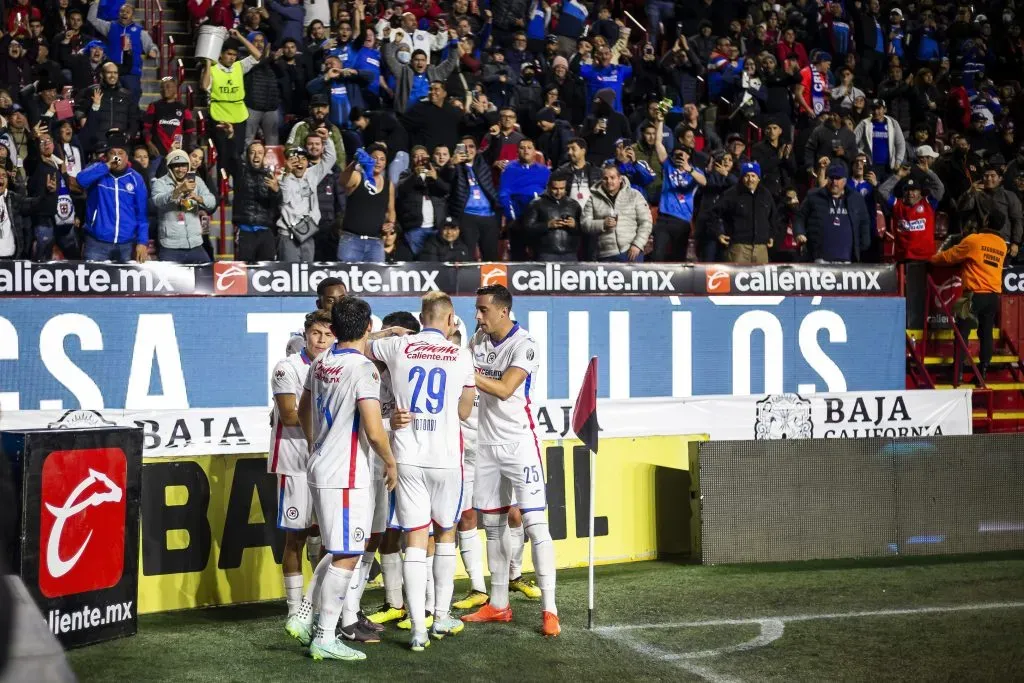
[710,161,781,264]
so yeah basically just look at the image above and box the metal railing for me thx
[219,169,231,259]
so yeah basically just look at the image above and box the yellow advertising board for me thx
[138,435,703,614]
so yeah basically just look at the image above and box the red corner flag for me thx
[571,357,599,454]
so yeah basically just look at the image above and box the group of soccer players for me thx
[266,278,559,661]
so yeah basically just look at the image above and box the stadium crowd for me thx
[0,0,1022,264]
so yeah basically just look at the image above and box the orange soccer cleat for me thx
[460,603,513,623]
[541,611,561,637]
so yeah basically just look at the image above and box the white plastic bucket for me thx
[195,25,228,63]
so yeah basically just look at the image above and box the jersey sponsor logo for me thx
[480,263,508,287]
[213,261,249,294]
[40,448,127,598]
[157,118,181,127]
[314,364,343,382]
[405,340,460,361]
[899,218,927,232]
[705,266,731,294]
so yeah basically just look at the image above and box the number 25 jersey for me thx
[471,324,541,446]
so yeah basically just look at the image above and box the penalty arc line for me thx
[593,602,1024,683]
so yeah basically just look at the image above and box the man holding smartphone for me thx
[76,133,150,262]
[150,149,218,263]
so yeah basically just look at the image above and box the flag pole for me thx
[587,445,596,629]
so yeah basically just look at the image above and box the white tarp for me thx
[0,390,972,458]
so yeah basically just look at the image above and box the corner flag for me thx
[571,357,599,454]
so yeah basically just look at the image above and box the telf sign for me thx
[39,448,126,598]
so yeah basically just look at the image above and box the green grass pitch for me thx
[69,554,1024,682]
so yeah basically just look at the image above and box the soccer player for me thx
[271,310,335,621]
[463,284,559,637]
[368,292,476,651]
[291,297,398,662]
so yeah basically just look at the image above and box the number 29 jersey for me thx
[470,323,541,446]
[371,329,475,470]
[303,345,382,489]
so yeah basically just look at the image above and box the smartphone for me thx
[185,172,196,181]
[455,143,467,156]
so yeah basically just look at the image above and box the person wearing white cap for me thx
[150,148,217,263]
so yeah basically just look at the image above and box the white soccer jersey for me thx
[372,366,395,481]
[371,329,475,469]
[461,396,479,449]
[471,324,541,445]
[269,349,314,476]
[304,345,382,489]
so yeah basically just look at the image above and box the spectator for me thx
[233,140,282,262]
[25,132,68,261]
[499,137,549,258]
[306,55,362,133]
[418,215,471,261]
[396,145,449,255]
[449,134,500,259]
[388,13,448,55]
[306,132,344,260]
[543,56,585,125]
[711,161,780,265]
[854,99,906,179]
[751,119,796,199]
[77,62,139,152]
[212,0,248,30]
[66,40,107,93]
[87,1,159,106]
[482,106,524,170]
[21,76,60,129]
[776,27,809,69]
[634,120,667,205]
[579,43,630,112]
[656,146,705,262]
[956,165,1024,259]
[76,134,149,262]
[201,31,263,180]
[804,111,858,178]
[582,164,652,262]
[150,149,217,263]
[348,106,407,181]
[401,79,463,154]
[382,30,462,114]
[274,38,313,127]
[0,39,32,92]
[382,223,414,263]
[268,0,305,48]
[276,136,337,261]
[242,32,280,146]
[772,187,804,262]
[795,51,832,120]
[795,161,872,263]
[143,77,196,160]
[877,168,943,262]
[338,143,392,261]
[7,0,41,40]
[582,88,628,165]
[287,95,344,169]
[534,106,572,169]
[608,137,655,196]
[522,172,582,261]
[557,137,601,212]
[0,159,41,259]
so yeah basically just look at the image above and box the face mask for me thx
[397,51,411,64]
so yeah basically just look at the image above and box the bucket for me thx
[195,25,228,63]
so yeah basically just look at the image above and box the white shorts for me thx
[371,477,400,534]
[311,486,372,555]
[276,474,313,531]
[476,438,546,514]
[395,464,463,532]
[461,441,477,514]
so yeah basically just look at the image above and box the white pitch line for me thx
[594,600,1024,633]
[593,602,1024,683]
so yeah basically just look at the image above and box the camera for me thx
[111,155,122,164]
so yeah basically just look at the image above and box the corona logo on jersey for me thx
[39,448,128,598]
[214,262,248,294]
[480,264,508,287]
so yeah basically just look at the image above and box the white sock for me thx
[432,543,457,621]
[524,514,557,615]
[314,564,352,644]
[403,547,428,635]
[296,553,332,623]
[458,529,487,594]
[425,554,435,614]
[284,573,304,617]
[483,513,511,609]
[508,524,525,578]
[341,551,374,628]
[381,552,404,608]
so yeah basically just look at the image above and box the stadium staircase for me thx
[905,274,1024,433]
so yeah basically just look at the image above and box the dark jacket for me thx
[418,233,472,262]
[876,77,912,132]
[751,139,797,198]
[710,183,781,245]
[273,56,313,117]
[449,156,500,218]
[396,169,450,230]
[535,119,574,169]
[522,192,583,257]
[77,82,139,150]
[232,160,282,228]
[67,53,105,92]
[401,100,464,157]
[0,186,43,258]
[316,167,344,230]
[803,122,859,170]
[244,59,280,112]
[794,186,873,262]
[543,74,587,126]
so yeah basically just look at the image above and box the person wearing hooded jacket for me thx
[582,87,629,165]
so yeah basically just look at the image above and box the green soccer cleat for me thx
[452,590,489,610]
[309,638,367,662]
[367,603,407,625]
[510,576,542,599]
[410,631,431,652]
[430,616,465,640]
[285,616,314,647]
[397,612,433,630]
